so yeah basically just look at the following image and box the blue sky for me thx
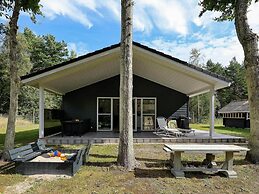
[7,0,259,66]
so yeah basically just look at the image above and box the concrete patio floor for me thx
[45,129,247,145]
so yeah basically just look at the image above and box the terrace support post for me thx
[209,88,215,138]
[39,86,45,138]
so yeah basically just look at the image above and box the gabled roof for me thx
[218,100,249,113]
[21,41,229,82]
[21,41,231,96]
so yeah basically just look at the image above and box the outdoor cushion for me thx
[168,120,177,128]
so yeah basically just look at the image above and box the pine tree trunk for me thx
[3,0,21,160]
[117,0,135,170]
[235,0,259,163]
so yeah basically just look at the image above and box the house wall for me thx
[223,118,250,128]
[62,75,189,131]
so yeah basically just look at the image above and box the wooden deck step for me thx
[45,137,247,145]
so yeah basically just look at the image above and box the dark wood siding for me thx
[62,75,189,131]
[223,118,250,128]
[170,103,188,119]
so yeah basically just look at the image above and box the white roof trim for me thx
[21,43,230,96]
[22,47,120,85]
[133,46,230,88]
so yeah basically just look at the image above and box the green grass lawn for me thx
[1,144,258,193]
[0,117,39,150]
[20,144,259,194]
[0,117,257,193]
[190,123,250,138]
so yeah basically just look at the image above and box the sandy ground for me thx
[4,174,71,194]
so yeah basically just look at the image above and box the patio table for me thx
[164,144,249,178]
[62,120,84,136]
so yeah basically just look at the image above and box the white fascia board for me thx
[21,47,120,85]
[188,86,212,97]
[133,46,231,88]
[189,81,231,97]
[44,87,64,95]
[218,111,250,113]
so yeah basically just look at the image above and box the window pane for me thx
[137,99,141,131]
[142,115,155,131]
[143,99,155,114]
[113,99,119,132]
[98,115,111,130]
[98,99,111,113]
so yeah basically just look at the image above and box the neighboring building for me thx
[21,42,230,138]
[218,100,250,128]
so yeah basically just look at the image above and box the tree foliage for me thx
[0,28,75,119]
[199,0,259,162]
[1,0,42,157]
[189,48,204,67]
[189,53,248,123]
[23,28,69,72]
[199,0,256,21]
[0,0,41,20]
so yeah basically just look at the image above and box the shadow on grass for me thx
[184,171,226,179]
[86,161,117,167]
[90,154,117,159]
[0,128,38,151]
[88,153,117,167]
[90,154,166,163]
[134,168,172,178]
[135,165,227,179]
[136,157,166,163]
[144,162,167,168]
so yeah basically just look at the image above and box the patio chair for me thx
[155,117,183,137]
[168,120,195,135]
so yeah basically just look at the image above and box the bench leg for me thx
[171,151,185,178]
[221,151,237,178]
[169,152,174,167]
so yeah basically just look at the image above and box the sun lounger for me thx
[168,119,195,135]
[156,117,183,137]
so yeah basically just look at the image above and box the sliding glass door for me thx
[142,99,156,131]
[133,98,156,131]
[97,98,112,131]
[113,99,120,132]
[97,97,156,131]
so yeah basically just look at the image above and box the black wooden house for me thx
[218,100,250,128]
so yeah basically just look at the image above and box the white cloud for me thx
[40,0,121,29]
[37,0,259,66]
[133,0,189,35]
[67,42,89,56]
[41,0,93,28]
[39,0,259,36]
[39,0,199,35]
[143,33,244,66]
[248,1,259,34]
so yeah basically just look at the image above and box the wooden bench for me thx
[164,144,249,178]
[8,139,51,162]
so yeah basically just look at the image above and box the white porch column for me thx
[209,88,215,138]
[39,86,45,138]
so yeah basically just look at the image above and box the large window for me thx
[97,98,112,131]
[97,97,156,131]
[142,99,156,131]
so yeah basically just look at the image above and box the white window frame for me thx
[141,98,157,131]
[97,97,114,132]
[223,112,246,119]
[97,97,157,132]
